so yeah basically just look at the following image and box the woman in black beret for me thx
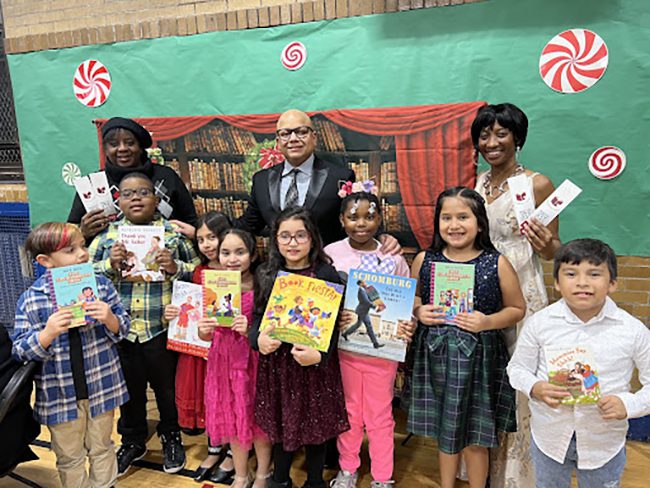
[68,117,198,240]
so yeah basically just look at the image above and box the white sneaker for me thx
[329,470,358,488]
[371,481,395,488]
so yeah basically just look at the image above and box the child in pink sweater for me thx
[324,184,414,488]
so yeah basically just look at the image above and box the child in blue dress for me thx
[408,187,526,488]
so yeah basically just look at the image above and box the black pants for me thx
[272,442,326,486]
[117,332,179,445]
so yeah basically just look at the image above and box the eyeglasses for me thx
[277,230,311,245]
[120,188,155,200]
[276,126,314,142]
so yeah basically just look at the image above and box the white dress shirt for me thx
[279,155,314,209]
[507,297,650,469]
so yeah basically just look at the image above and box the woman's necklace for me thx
[483,164,524,198]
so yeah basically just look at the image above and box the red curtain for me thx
[94,101,484,247]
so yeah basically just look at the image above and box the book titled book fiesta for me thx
[340,269,416,362]
[260,271,344,353]
[49,263,100,328]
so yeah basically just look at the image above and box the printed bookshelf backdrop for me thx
[94,103,481,253]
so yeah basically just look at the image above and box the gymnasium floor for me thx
[3,393,650,487]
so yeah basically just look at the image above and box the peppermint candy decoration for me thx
[73,59,112,107]
[539,29,608,94]
[62,162,81,186]
[588,146,626,180]
[281,42,307,71]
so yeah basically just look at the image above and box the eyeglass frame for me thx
[119,187,156,200]
[275,126,314,142]
[276,230,312,245]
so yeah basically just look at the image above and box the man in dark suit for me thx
[236,109,399,251]
[235,109,353,245]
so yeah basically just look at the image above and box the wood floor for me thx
[3,395,650,487]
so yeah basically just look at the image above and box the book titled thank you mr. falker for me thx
[260,271,344,352]
[49,263,100,328]
[340,269,416,362]
[545,345,601,405]
[202,270,241,327]
[118,225,165,281]
[430,262,475,323]
[167,281,210,358]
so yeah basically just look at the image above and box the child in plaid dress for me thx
[408,187,525,488]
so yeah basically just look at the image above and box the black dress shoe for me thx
[208,466,235,484]
[207,450,235,484]
[193,464,215,482]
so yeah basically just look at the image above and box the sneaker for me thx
[160,431,186,474]
[371,481,395,488]
[329,470,358,488]
[116,443,146,477]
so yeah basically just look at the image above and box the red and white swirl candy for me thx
[588,146,626,180]
[539,29,608,94]
[73,59,111,107]
[281,42,307,71]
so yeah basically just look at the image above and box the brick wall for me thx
[1,0,484,54]
[542,257,650,326]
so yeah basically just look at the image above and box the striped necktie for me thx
[284,168,300,209]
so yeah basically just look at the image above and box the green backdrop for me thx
[8,0,650,255]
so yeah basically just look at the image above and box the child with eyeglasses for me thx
[249,207,350,488]
[88,171,201,477]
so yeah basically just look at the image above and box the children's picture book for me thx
[260,271,344,352]
[167,281,210,358]
[202,270,241,326]
[340,269,416,362]
[430,262,475,323]
[118,225,165,281]
[545,345,601,405]
[48,263,100,328]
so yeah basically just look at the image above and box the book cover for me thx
[167,281,210,358]
[260,271,344,352]
[203,270,241,326]
[340,269,416,361]
[545,345,601,405]
[118,225,165,281]
[430,262,475,323]
[48,263,100,328]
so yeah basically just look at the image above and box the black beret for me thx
[101,117,153,148]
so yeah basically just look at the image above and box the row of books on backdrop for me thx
[347,160,398,195]
[184,125,257,154]
[187,159,247,192]
[192,196,248,219]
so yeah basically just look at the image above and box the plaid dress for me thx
[407,250,516,454]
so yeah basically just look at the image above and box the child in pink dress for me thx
[199,228,271,488]
[324,187,414,488]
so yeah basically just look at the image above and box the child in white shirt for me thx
[507,238,650,488]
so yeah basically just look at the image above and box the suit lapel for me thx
[268,165,282,212]
[304,158,329,209]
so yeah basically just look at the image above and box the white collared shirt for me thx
[279,155,315,209]
[507,297,650,469]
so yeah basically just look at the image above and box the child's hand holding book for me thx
[109,241,127,272]
[337,310,355,330]
[291,344,321,367]
[531,380,572,408]
[231,315,249,337]
[83,300,119,334]
[258,324,282,355]
[164,304,180,321]
[414,304,446,326]
[39,309,74,349]
[156,248,178,275]
[197,317,218,341]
